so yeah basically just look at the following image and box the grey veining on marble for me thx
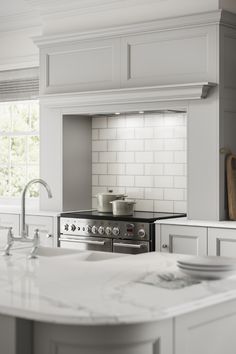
[0,250,236,325]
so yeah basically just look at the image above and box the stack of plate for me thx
[177,256,236,280]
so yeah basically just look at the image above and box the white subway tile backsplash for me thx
[135,152,153,163]
[154,200,174,212]
[92,140,107,151]
[92,186,107,195]
[100,129,116,140]
[126,164,144,175]
[117,128,135,139]
[126,114,144,127]
[174,151,187,163]
[108,140,125,151]
[145,114,164,127]
[135,127,154,139]
[145,164,163,176]
[92,129,99,140]
[92,175,98,186]
[92,152,99,163]
[155,126,174,138]
[145,139,164,151]
[126,187,144,199]
[126,140,144,151]
[135,199,154,212]
[155,151,174,163]
[92,163,107,175]
[99,152,116,163]
[145,188,163,200]
[99,175,116,186]
[164,164,185,176]
[117,175,134,187]
[92,112,187,213]
[92,117,107,128]
[164,188,184,201]
[135,176,153,187]
[174,176,187,188]
[174,201,187,213]
[117,152,134,163]
[164,139,185,151]
[108,116,126,128]
[108,164,125,175]
[155,176,174,188]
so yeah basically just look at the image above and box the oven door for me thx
[113,239,149,254]
[59,235,112,252]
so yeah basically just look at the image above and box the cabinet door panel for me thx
[41,39,121,94]
[0,214,20,249]
[208,228,236,257]
[24,215,54,247]
[160,225,207,256]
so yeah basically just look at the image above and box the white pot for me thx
[110,199,136,216]
[96,191,126,213]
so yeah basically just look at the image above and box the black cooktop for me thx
[60,210,186,223]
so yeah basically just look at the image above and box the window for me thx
[0,100,39,200]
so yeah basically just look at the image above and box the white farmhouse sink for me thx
[36,246,127,261]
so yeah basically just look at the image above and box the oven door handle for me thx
[59,237,106,246]
[113,242,144,249]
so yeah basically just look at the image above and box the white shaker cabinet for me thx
[156,224,207,256]
[0,213,20,249]
[23,215,56,248]
[208,228,236,257]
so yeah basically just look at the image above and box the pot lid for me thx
[97,191,126,197]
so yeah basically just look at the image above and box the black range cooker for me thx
[59,210,186,254]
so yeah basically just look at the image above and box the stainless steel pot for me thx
[110,199,136,216]
[96,191,126,213]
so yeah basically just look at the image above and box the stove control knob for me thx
[92,226,98,234]
[71,224,76,232]
[64,224,69,231]
[85,225,92,233]
[98,226,105,235]
[112,227,120,236]
[105,227,112,236]
[138,229,145,238]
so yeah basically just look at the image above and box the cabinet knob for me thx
[162,244,168,249]
[46,234,53,238]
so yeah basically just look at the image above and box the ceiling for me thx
[0,0,32,17]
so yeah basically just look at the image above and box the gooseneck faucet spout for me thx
[21,179,53,238]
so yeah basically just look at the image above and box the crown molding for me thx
[34,10,224,47]
[40,83,216,109]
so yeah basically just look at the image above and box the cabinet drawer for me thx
[159,224,207,256]
[24,215,54,248]
[208,228,236,257]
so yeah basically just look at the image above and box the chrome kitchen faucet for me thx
[3,179,53,259]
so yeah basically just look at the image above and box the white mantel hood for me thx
[40,82,216,109]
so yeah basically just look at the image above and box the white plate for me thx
[177,263,236,271]
[178,265,236,280]
[178,256,236,268]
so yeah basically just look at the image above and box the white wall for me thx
[92,112,187,213]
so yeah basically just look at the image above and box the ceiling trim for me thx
[40,82,216,109]
[34,10,224,46]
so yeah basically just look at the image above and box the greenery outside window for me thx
[0,100,39,203]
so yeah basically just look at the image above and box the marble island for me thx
[1,248,236,354]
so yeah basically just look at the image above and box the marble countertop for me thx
[1,248,236,326]
[155,216,236,228]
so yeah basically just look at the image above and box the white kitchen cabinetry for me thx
[24,215,55,247]
[0,213,20,249]
[208,227,236,257]
[121,25,216,88]
[157,224,207,256]
[40,38,121,94]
